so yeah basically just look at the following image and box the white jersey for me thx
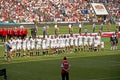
[22,39,27,50]
[54,38,58,48]
[69,37,74,46]
[26,39,31,50]
[101,41,104,48]
[36,38,42,49]
[42,39,47,49]
[94,37,98,47]
[59,38,63,48]
[74,37,78,46]
[65,38,70,47]
[60,38,65,48]
[78,36,83,46]
[96,36,101,45]
[50,38,54,48]
[88,36,94,46]
[12,39,17,50]
[17,39,22,50]
[30,38,35,49]
[79,24,82,28]
[56,38,60,48]
[46,38,50,48]
[83,36,88,45]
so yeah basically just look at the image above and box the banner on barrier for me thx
[91,3,108,15]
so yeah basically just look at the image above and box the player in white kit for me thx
[78,34,83,51]
[42,38,47,55]
[16,37,22,57]
[93,35,98,51]
[30,37,35,56]
[12,37,17,56]
[36,37,42,56]
[96,34,101,51]
[69,36,74,53]
[26,37,31,56]
[88,34,94,51]
[83,35,89,51]
[65,35,70,53]
[22,38,27,56]
[101,40,104,51]
[74,35,78,52]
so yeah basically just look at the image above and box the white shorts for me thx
[78,42,83,46]
[23,47,26,51]
[27,46,31,50]
[12,46,16,51]
[17,46,21,50]
[89,42,93,46]
[66,43,69,47]
[97,42,101,46]
[94,43,98,47]
[31,45,35,49]
[42,45,47,49]
[84,42,88,46]
[75,43,78,46]
[36,45,41,50]
[70,42,74,46]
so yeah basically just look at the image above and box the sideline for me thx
[91,76,120,80]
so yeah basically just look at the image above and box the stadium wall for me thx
[0,21,93,28]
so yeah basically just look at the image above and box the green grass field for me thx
[0,24,120,80]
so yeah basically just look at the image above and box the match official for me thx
[61,57,71,80]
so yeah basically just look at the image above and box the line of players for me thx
[5,33,104,57]
[0,27,28,42]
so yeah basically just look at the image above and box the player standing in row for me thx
[16,37,22,57]
[22,38,27,56]
[78,34,83,51]
[36,37,42,56]
[83,34,89,51]
[26,37,31,56]
[88,33,94,52]
[74,35,78,52]
[93,34,101,51]
[30,37,35,56]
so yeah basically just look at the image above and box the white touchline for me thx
[91,76,120,80]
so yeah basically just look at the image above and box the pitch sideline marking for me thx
[91,76,120,80]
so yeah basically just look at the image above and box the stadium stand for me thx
[0,0,119,23]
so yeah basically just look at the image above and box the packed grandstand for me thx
[0,0,120,23]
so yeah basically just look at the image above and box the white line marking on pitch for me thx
[91,76,120,80]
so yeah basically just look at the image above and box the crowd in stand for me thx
[0,0,119,23]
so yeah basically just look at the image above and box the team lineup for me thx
[3,23,119,62]
[5,33,104,61]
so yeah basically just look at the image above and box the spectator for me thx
[92,23,96,33]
